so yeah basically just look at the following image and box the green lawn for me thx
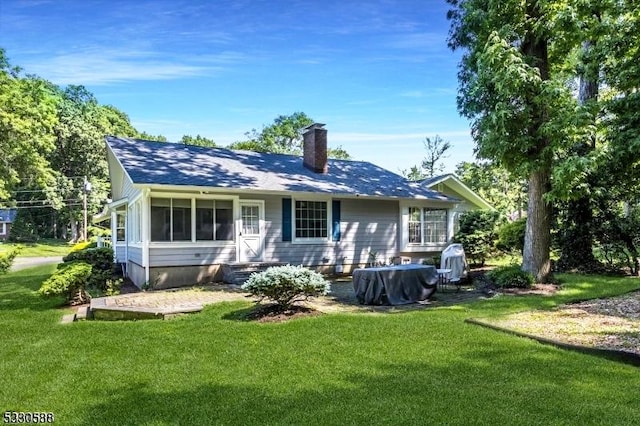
[1,266,640,425]
[0,239,72,257]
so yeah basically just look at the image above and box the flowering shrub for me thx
[241,265,330,310]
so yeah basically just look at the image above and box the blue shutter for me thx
[332,200,341,241]
[282,198,292,241]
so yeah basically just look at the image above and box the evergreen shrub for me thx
[487,265,534,288]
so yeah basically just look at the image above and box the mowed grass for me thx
[1,266,640,425]
[0,239,72,257]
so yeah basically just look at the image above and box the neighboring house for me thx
[418,173,495,234]
[0,208,17,241]
[104,124,487,288]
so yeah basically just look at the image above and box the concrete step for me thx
[222,262,287,285]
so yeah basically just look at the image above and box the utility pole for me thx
[82,176,92,241]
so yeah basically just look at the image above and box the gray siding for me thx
[258,195,398,267]
[149,245,236,267]
[128,246,143,265]
[114,244,127,263]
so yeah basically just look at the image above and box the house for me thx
[0,209,17,241]
[417,173,495,234]
[104,124,490,288]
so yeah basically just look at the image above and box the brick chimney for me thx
[302,123,328,173]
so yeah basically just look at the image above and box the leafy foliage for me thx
[455,161,526,216]
[487,265,534,288]
[497,218,526,254]
[38,261,93,302]
[228,112,350,159]
[241,265,330,310]
[38,246,119,301]
[180,134,216,147]
[593,204,640,276]
[0,247,20,274]
[401,135,451,180]
[454,210,502,266]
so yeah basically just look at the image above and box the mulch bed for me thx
[243,304,323,323]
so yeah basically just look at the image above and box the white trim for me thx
[423,174,494,211]
[136,183,455,203]
[0,222,6,235]
[399,200,453,251]
[238,200,265,262]
[108,198,129,210]
[291,196,332,244]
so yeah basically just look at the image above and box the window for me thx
[150,198,191,242]
[0,223,5,235]
[295,200,327,239]
[241,205,259,235]
[408,207,447,244]
[195,200,233,241]
[133,202,141,243]
[116,211,126,242]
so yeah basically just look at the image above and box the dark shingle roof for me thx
[0,209,17,223]
[106,136,455,201]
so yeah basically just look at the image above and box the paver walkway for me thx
[91,279,488,318]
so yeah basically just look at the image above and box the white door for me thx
[239,202,263,262]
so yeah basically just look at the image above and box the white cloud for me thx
[21,48,242,85]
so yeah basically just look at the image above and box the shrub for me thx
[69,241,97,254]
[487,265,534,288]
[497,218,526,254]
[454,210,502,266]
[241,265,330,310]
[0,247,21,274]
[39,261,93,303]
[64,247,113,270]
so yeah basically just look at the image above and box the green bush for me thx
[0,247,21,274]
[39,261,93,302]
[64,247,113,270]
[487,265,534,288]
[497,218,526,254]
[241,265,330,310]
[454,210,502,266]
[68,241,97,254]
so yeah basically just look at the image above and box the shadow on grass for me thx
[77,350,640,425]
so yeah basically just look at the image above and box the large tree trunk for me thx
[523,167,553,282]
[520,1,553,283]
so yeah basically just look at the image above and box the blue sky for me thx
[0,0,476,174]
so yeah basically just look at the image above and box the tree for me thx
[401,135,451,180]
[138,131,167,142]
[180,134,216,148]
[229,112,351,159]
[400,165,426,181]
[0,49,58,201]
[421,135,451,177]
[455,161,526,216]
[229,112,313,154]
[448,0,576,282]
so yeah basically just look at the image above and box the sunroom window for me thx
[195,200,233,241]
[150,198,191,242]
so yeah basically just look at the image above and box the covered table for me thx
[352,264,438,305]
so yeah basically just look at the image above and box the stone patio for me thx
[88,278,489,320]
